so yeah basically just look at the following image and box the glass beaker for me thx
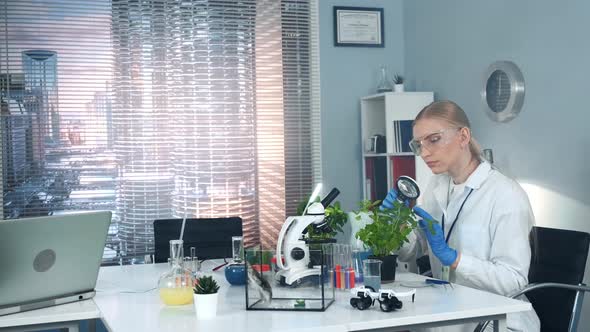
[376,65,393,93]
[158,240,195,305]
[363,259,382,292]
[232,236,244,263]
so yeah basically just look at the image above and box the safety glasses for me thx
[409,127,462,156]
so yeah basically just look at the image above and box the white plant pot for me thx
[394,84,405,92]
[193,293,218,319]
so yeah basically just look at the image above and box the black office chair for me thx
[153,217,243,263]
[475,226,590,332]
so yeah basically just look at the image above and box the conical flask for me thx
[158,240,196,305]
[376,65,393,93]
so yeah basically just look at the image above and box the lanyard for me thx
[442,188,474,244]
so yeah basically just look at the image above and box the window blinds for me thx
[0,0,321,263]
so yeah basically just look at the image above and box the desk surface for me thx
[93,262,532,332]
[0,298,100,328]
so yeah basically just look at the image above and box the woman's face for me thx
[411,118,466,174]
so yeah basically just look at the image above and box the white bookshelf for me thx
[360,92,434,202]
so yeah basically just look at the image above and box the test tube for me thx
[323,244,334,289]
[344,245,355,289]
[353,249,364,284]
[334,243,342,289]
[190,247,200,273]
[342,245,350,289]
[183,257,192,272]
[339,244,346,289]
[353,249,363,284]
[232,236,243,263]
[349,267,356,288]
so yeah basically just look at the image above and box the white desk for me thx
[93,263,532,332]
[0,299,99,332]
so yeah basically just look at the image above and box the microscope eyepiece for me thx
[321,188,340,207]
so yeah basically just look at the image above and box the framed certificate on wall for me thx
[333,6,384,47]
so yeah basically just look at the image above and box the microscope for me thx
[275,185,340,286]
[274,176,421,286]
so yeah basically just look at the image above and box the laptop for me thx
[0,211,111,316]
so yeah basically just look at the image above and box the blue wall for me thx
[319,0,405,211]
[403,0,590,327]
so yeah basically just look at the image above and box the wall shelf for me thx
[360,92,434,202]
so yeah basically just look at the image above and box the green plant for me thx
[296,198,347,240]
[246,248,273,266]
[194,275,220,294]
[393,74,404,85]
[354,199,433,257]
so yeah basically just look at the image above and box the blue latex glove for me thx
[380,189,410,210]
[380,188,398,210]
[414,206,458,266]
[412,206,433,221]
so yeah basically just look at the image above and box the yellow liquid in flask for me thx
[159,287,194,305]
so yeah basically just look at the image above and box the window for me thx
[0,0,321,264]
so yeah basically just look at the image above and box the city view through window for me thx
[1,1,120,261]
[1,0,319,264]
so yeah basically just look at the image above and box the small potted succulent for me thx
[393,74,405,92]
[193,275,220,319]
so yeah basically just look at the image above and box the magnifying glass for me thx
[395,176,420,202]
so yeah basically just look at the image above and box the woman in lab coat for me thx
[383,100,540,332]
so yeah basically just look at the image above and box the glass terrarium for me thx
[245,245,334,311]
[157,240,196,305]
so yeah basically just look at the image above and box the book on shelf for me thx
[391,155,416,185]
[392,120,413,153]
[391,155,416,207]
[364,156,387,201]
[364,158,375,200]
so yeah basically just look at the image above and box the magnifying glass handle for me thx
[397,198,411,207]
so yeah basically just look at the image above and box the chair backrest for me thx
[527,226,590,332]
[153,217,242,263]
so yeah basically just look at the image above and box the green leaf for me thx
[298,197,348,240]
[355,199,420,255]
[194,275,220,294]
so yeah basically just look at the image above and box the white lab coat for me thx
[398,161,540,332]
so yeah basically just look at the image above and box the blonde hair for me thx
[415,100,482,160]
